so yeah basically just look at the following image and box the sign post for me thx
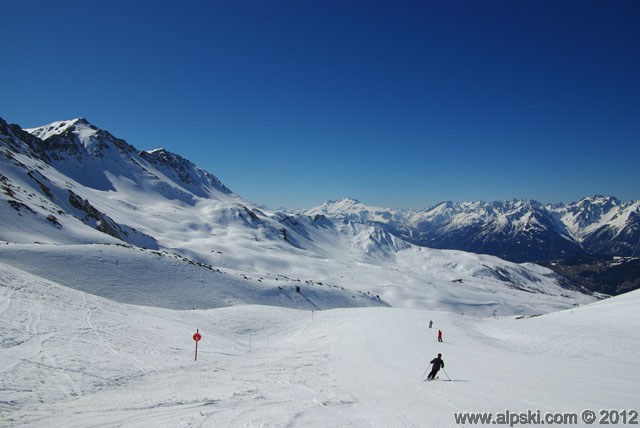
[193,329,202,361]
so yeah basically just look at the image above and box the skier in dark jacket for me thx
[427,353,444,380]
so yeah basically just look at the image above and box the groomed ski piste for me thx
[1,258,638,427]
[1,117,638,427]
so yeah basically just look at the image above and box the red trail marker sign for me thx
[193,329,201,361]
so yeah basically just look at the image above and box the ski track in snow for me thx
[0,262,638,427]
[3,114,639,427]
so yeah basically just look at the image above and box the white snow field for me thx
[2,118,638,426]
[1,261,638,427]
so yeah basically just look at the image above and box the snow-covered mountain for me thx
[557,196,640,256]
[1,116,595,315]
[305,197,410,224]
[304,196,640,263]
[4,116,638,426]
[24,118,231,199]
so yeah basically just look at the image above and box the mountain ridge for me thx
[302,197,640,294]
[0,116,600,312]
[303,196,640,262]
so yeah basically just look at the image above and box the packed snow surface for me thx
[1,262,638,427]
[2,118,638,426]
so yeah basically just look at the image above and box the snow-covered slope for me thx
[303,197,410,224]
[304,196,640,262]
[1,116,594,316]
[1,263,637,427]
[2,115,635,426]
[557,196,640,255]
[0,244,384,310]
[24,118,231,200]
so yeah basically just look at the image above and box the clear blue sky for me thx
[2,0,639,209]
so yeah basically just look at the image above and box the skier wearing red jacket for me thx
[437,329,443,342]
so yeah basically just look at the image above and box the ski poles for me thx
[442,367,451,381]
[421,363,432,380]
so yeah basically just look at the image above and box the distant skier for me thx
[437,329,443,342]
[427,353,444,380]
[429,320,433,328]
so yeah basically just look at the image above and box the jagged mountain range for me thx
[0,116,612,311]
[302,197,640,263]
[301,198,640,295]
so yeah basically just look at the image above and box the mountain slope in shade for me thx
[1,119,158,248]
[542,254,640,295]
[558,196,640,256]
[25,118,232,200]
